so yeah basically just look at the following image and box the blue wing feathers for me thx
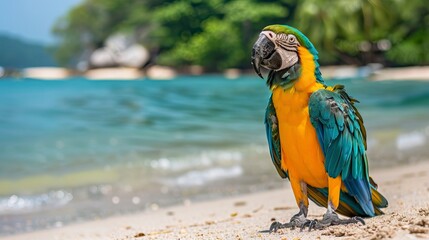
[309,86,377,216]
[343,177,374,216]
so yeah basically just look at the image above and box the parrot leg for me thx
[270,180,310,232]
[301,202,365,231]
[269,202,309,232]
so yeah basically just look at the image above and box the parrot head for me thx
[251,25,323,88]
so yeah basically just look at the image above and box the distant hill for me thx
[0,34,57,68]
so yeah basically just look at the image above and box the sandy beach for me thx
[1,160,428,240]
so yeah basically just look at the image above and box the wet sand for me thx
[2,161,429,240]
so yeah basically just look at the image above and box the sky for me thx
[0,0,82,44]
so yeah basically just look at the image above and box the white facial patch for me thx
[277,48,299,70]
[261,31,300,71]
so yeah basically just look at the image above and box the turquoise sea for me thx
[1,76,429,235]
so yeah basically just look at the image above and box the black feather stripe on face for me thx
[275,34,300,52]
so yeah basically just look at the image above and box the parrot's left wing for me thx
[265,95,288,179]
[308,86,374,216]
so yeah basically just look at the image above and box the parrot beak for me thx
[251,48,263,79]
[251,34,276,79]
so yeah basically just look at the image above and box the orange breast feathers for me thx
[270,46,329,188]
[272,86,327,188]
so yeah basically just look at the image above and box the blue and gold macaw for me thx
[251,25,388,231]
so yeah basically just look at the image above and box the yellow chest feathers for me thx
[271,46,327,124]
[272,87,308,125]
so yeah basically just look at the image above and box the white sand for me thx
[2,161,429,240]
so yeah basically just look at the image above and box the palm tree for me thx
[293,0,394,65]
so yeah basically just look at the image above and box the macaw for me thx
[251,25,388,231]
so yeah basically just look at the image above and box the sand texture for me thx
[2,161,429,240]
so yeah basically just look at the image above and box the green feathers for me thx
[309,86,380,216]
[265,96,288,179]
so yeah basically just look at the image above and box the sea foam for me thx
[396,131,426,150]
[167,165,243,187]
[0,190,73,214]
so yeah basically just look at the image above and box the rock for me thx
[117,45,149,68]
[90,48,116,67]
[89,33,150,68]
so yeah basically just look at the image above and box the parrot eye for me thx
[288,35,297,43]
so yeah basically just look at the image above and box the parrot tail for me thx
[307,183,388,218]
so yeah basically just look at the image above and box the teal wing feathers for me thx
[308,85,378,216]
[265,95,288,179]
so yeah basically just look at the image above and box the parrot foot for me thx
[269,213,309,232]
[301,212,365,231]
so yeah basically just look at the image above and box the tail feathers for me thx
[343,178,375,216]
[369,176,388,208]
[369,176,378,189]
[307,185,387,218]
[371,187,388,209]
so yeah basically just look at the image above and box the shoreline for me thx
[1,65,429,81]
[2,161,429,240]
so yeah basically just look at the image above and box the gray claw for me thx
[305,213,366,230]
[352,216,365,225]
[308,220,318,231]
[299,220,311,231]
[268,214,309,232]
[269,221,282,233]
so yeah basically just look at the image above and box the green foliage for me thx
[163,18,243,70]
[291,0,429,65]
[151,0,289,70]
[53,0,429,69]
[53,0,151,66]
[386,0,429,65]
[293,0,395,64]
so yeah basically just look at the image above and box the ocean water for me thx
[1,76,429,235]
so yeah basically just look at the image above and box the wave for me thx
[148,150,243,171]
[0,190,73,214]
[164,165,243,187]
[396,131,426,151]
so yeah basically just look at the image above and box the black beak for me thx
[251,34,275,79]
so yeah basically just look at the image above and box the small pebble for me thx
[134,232,145,237]
[167,211,174,216]
[234,201,246,207]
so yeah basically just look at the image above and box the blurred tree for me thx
[153,0,288,70]
[293,0,429,66]
[53,0,290,70]
[53,0,154,66]
[293,0,394,65]
[386,0,429,65]
[52,0,429,69]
